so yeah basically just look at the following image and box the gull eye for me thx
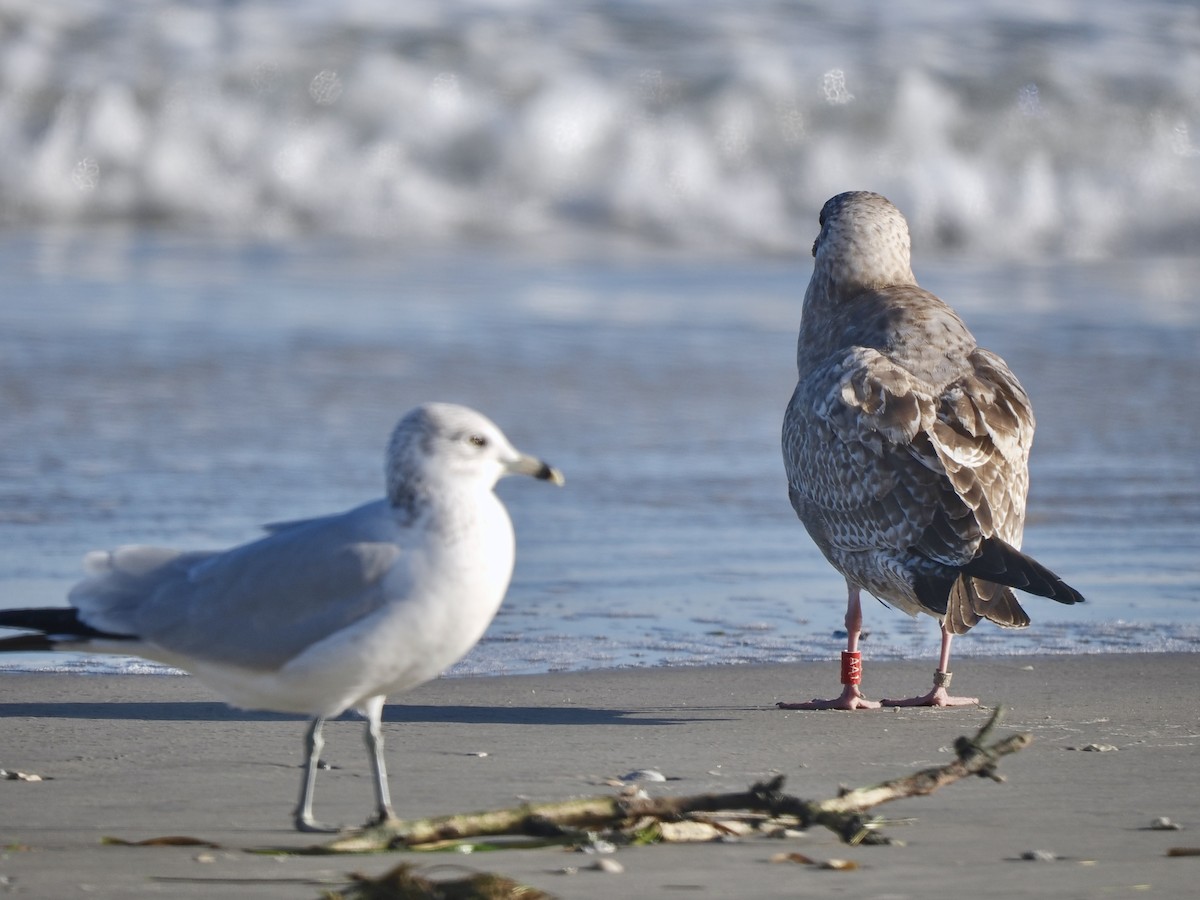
[467,433,488,448]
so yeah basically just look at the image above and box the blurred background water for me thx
[2,0,1199,257]
[1,0,1198,675]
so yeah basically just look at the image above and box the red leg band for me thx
[840,650,862,685]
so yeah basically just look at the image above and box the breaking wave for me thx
[2,0,1198,258]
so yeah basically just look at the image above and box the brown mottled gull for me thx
[780,191,1083,710]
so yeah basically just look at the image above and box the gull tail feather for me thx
[0,607,134,651]
[914,537,1084,635]
[961,538,1085,606]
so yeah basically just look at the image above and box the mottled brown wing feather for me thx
[785,342,1038,628]
[787,348,971,556]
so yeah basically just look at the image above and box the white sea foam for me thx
[1,0,1197,258]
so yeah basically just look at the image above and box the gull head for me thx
[386,403,563,506]
[810,191,916,292]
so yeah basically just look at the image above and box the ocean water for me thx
[0,1,1198,676]
[1,236,1197,675]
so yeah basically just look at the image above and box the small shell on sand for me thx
[620,769,667,782]
[0,769,45,782]
[1020,850,1060,862]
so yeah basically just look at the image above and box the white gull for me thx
[0,402,563,830]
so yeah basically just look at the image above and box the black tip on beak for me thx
[536,461,565,485]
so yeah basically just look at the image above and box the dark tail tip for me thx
[0,607,132,649]
[0,633,59,652]
[962,538,1085,605]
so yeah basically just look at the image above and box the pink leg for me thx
[778,582,881,710]
[882,624,980,707]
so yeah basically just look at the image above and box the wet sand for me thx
[1,654,1198,898]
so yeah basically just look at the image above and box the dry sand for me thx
[1,654,1198,898]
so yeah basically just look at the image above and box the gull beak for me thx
[506,454,565,486]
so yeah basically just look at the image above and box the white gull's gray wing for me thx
[69,499,407,671]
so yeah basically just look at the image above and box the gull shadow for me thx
[0,701,294,722]
[0,701,716,727]
[382,704,714,727]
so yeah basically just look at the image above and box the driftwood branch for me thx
[315,706,1029,854]
[806,706,1030,843]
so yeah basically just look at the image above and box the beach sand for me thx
[1,654,1197,898]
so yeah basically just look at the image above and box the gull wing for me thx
[69,500,408,670]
